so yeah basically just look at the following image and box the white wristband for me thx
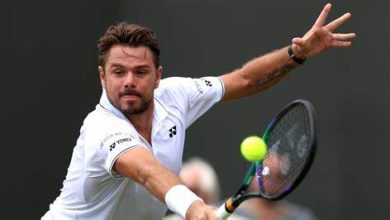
[165,184,203,219]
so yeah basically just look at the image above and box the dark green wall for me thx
[0,0,388,219]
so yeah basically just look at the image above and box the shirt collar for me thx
[153,97,168,123]
[99,89,128,121]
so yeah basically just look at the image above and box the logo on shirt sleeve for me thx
[194,78,213,94]
[100,132,136,153]
[169,125,177,138]
[203,79,212,87]
[108,137,133,151]
[109,142,116,151]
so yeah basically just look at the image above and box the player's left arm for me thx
[219,3,355,102]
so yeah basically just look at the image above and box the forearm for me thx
[114,147,205,218]
[220,46,300,101]
[114,147,181,202]
[242,46,299,90]
[139,160,181,201]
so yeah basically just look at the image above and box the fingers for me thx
[332,33,356,41]
[313,3,332,27]
[331,32,356,47]
[291,4,355,56]
[292,37,305,46]
[325,12,352,32]
[332,41,352,48]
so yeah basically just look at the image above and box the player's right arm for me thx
[113,147,217,219]
[114,147,179,201]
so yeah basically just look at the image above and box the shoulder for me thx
[80,107,142,162]
[85,106,127,127]
[155,76,224,114]
[154,77,193,107]
[156,76,223,98]
[157,77,193,92]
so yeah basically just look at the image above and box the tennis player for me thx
[42,3,354,220]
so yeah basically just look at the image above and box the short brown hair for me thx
[97,22,160,67]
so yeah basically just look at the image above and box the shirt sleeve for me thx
[83,111,148,179]
[158,76,224,128]
[99,131,143,178]
[185,77,224,127]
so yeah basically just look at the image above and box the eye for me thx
[113,68,124,75]
[136,68,149,75]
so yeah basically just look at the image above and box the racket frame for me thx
[218,99,317,216]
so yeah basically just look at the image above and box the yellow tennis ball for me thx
[240,136,267,162]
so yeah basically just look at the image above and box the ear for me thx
[155,66,163,88]
[98,66,106,89]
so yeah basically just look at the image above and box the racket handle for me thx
[216,204,231,219]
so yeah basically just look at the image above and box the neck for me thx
[127,100,154,145]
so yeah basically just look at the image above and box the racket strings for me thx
[258,105,312,198]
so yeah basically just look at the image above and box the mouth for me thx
[120,89,142,98]
[120,90,142,103]
[122,94,139,100]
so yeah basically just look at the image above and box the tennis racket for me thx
[216,99,317,219]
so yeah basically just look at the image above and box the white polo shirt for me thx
[42,76,224,220]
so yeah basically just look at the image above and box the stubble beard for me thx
[120,96,152,115]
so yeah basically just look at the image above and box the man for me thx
[42,3,355,220]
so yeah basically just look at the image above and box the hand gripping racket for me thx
[216,99,317,219]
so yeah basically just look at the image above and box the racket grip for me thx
[216,204,231,219]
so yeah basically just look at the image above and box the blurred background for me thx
[0,0,388,219]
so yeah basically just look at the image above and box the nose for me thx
[124,71,136,88]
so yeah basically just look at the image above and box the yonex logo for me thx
[108,138,132,151]
[109,142,116,151]
[169,126,177,138]
[204,80,212,87]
